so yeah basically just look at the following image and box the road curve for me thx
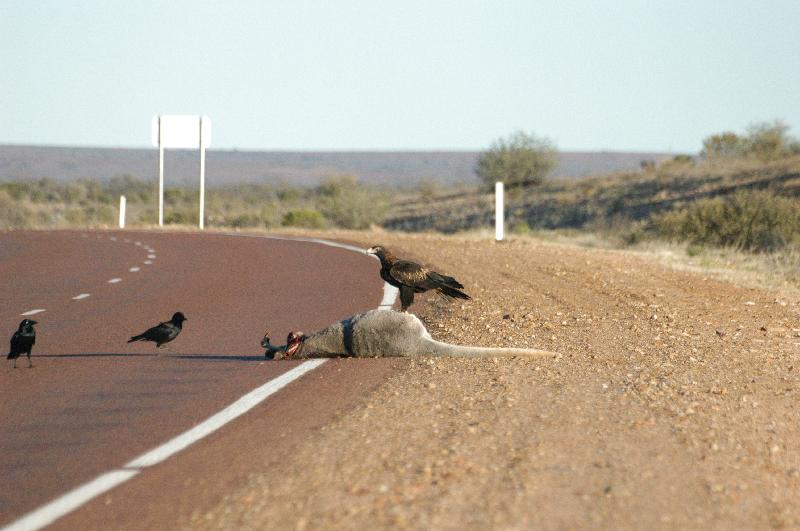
[0,230,400,529]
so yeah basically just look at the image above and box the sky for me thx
[1,0,799,152]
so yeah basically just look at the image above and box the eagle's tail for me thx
[437,285,471,301]
[429,272,465,289]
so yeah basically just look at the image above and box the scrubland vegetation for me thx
[0,174,389,231]
[2,121,799,283]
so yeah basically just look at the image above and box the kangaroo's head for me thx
[262,329,306,360]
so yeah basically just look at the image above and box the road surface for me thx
[0,230,400,529]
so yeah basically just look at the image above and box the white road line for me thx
[71,294,91,300]
[134,241,141,246]
[2,361,326,531]
[1,470,140,531]
[143,260,153,265]
[1,233,399,531]
[129,267,140,272]
[107,278,122,284]
[20,309,45,316]
[126,360,327,468]
[147,254,156,259]
[109,237,117,242]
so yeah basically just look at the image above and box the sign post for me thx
[151,115,212,229]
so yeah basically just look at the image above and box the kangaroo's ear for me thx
[261,329,271,347]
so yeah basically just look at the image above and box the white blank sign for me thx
[151,115,212,148]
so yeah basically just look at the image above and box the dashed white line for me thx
[109,237,117,242]
[129,267,140,272]
[143,260,153,265]
[3,234,399,531]
[20,309,45,316]
[147,254,156,259]
[71,294,91,300]
[134,241,142,246]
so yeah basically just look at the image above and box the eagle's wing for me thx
[389,260,433,288]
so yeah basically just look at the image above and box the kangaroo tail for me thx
[436,285,471,301]
[426,339,557,358]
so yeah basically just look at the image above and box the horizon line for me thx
[0,142,686,155]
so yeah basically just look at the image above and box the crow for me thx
[128,312,187,348]
[367,245,470,311]
[8,319,37,368]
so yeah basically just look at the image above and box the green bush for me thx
[316,176,388,229]
[0,190,34,228]
[653,190,800,252]
[164,209,196,225]
[475,130,557,190]
[228,212,262,228]
[282,209,326,228]
[511,220,532,235]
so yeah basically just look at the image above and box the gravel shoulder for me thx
[189,231,800,529]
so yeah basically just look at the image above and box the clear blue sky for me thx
[1,0,798,152]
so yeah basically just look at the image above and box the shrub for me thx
[701,132,745,160]
[653,190,800,252]
[0,190,34,228]
[164,209,195,224]
[745,120,796,161]
[475,131,557,190]
[228,212,262,228]
[282,209,326,228]
[511,220,532,235]
[316,176,389,229]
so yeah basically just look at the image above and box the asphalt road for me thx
[0,230,400,529]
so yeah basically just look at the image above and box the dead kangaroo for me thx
[261,309,558,360]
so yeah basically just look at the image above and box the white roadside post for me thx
[151,115,212,229]
[157,115,164,227]
[495,181,504,241]
[118,195,126,229]
[198,116,206,230]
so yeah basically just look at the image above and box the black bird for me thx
[8,319,37,368]
[367,245,470,312]
[128,312,187,348]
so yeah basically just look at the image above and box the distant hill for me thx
[0,145,676,187]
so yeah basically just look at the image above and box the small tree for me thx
[745,120,795,161]
[701,132,744,160]
[475,131,557,189]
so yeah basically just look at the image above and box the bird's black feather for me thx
[8,319,36,368]
[367,246,470,311]
[128,312,187,348]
